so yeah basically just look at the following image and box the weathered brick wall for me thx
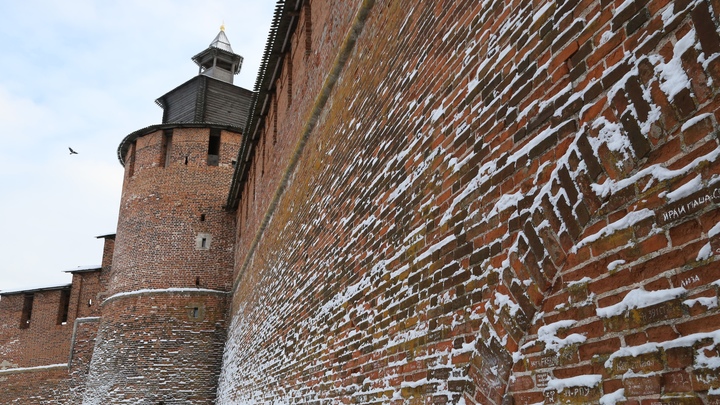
[68,271,105,320]
[220,0,720,404]
[0,366,71,404]
[231,0,357,278]
[81,126,240,403]
[110,127,240,295]
[67,317,100,403]
[82,292,228,404]
[0,290,73,369]
[0,269,105,403]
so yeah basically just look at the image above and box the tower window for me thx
[195,233,211,250]
[208,129,221,166]
[200,214,206,222]
[126,143,136,178]
[57,289,71,325]
[161,129,173,167]
[187,303,204,321]
[20,294,34,329]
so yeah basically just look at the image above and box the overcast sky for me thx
[0,1,276,292]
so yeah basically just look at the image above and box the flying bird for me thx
[69,147,78,155]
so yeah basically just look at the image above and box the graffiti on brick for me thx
[658,187,720,224]
[681,274,701,288]
[535,371,551,388]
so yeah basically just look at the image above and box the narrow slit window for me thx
[273,95,278,143]
[161,129,173,167]
[208,129,221,166]
[57,289,71,325]
[287,53,293,107]
[196,233,211,250]
[126,143,136,178]
[20,294,34,329]
[305,2,312,56]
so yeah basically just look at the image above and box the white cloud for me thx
[0,0,276,291]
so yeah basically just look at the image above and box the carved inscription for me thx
[556,385,600,403]
[528,353,559,370]
[613,354,661,374]
[535,371,551,388]
[636,301,683,326]
[624,376,659,396]
[681,274,701,288]
[642,305,670,324]
[658,187,720,224]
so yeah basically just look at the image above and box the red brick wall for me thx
[110,127,240,295]
[82,292,228,404]
[81,125,240,402]
[0,366,70,405]
[67,317,100,403]
[67,271,104,320]
[231,0,357,281]
[220,0,720,404]
[0,290,73,369]
[0,269,105,403]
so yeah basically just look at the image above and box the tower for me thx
[82,29,250,404]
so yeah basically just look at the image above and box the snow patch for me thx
[527,320,587,353]
[600,388,626,405]
[651,29,696,101]
[574,209,654,252]
[545,374,602,392]
[684,296,718,309]
[596,286,686,318]
[607,259,626,271]
[666,174,703,202]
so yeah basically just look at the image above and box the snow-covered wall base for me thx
[219,0,720,404]
[81,292,228,404]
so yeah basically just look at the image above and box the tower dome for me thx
[192,26,244,84]
[152,27,253,129]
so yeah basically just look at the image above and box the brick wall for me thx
[0,289,73,369]
[81,125,240,402]
[219,0,720,404]
[0,268,105,403]
[82,292,228,404]
[110,127,240,295]
[67,317,100,403]
[0,366,70,405]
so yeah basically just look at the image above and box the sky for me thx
[0,1,277,292]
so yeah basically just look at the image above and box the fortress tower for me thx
[81,29,251,404]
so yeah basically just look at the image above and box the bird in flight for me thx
[69,147,78,155]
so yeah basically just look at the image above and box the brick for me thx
[612,1,640,31]
[624,75,651,122]
[620,111,652,158]
[576,133,603,180]
[626,7,650,35]
[579,337,621,361]
[623,374,662,396]
[692,1,720,55]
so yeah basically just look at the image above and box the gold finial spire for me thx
[220,22,225,32]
